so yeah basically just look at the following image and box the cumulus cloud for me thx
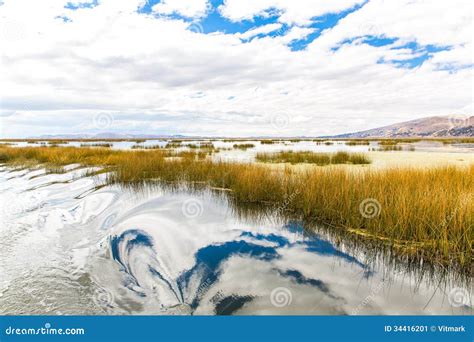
[311,0,472,49]
[152,0,210,19]
[0,0,472,137]
[277,26,315,44]
[235,23,282,40]
[218,0,365,25]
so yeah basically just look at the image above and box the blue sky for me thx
[0,0,472,137]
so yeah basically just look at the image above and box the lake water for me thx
[4,139,474,162]
[0,165,471,315]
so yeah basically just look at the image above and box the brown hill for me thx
[335,115,473,138]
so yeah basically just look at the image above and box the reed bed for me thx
[260,140,276,144]
[345,141,370,146]
[233,143,255,150]
[313,140,332,145]
[378,140,400,146]
[372,145,403,152]
[131,144,162,149]
[0,145,472,270]
[442,138,474,144]
[165,142,183,148]
[334,138,456,143]
[256,151,371,165]
[2,137,472,143]
[187,142,215,149]
[48,140,68,145]
[80,143,113,148]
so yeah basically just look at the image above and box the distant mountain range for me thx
[36,133,188,139]
[333,115,473,138]
[33,115,473,139]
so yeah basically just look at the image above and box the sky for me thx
[0,0,472,138]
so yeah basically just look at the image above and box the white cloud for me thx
[152,0,210,19]
[277,26,314,44]
[311,0,473,51]
[219,0,365,25]
[235,23,282,40]
[0,0,472,137]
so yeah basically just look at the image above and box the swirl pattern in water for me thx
[0,166,471,315]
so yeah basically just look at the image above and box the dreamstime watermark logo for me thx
[1,197,27,219]
[195,278,225,304]
[4,322,85,336]
[447,287,470,308]
[351,281,384,315]
[275,189,300,219]
[274,23,287,36]
[92,287,114,308]
[89,13,121,45]
[2,20,25,42]
[1,191,42,219]
[93,113,114,129]
[187,21,204,34]
[181,198,204,218]
[270,287,292,308]
[359,198,381,219]
[351,269,405,315]
[270,112,291,132]
[357,20,381,36]
[14,104,31,115]
[447,115,471,130]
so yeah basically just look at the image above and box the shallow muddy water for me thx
[0,166,471,315]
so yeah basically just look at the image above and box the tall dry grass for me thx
[80,143,113,148]
[373,145,403,151]
[233,143,255,150]
[0,145,472,269]
[256,151,371,165]
[260,140,277,144]
[345,141,370,146]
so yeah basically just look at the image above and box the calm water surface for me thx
[4,139,474,160]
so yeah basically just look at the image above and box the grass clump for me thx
[378,140,400,146]
[345,140,370,146]
[131,144,162,149]
[165,142,183,149]
[441,138,474,144]
[187,142,215,149]
[260,140,276,145]
[233,143,255,150]
[80,143,113,148]
[372,145,403,152]
[256,151,371,165]
[47,140,68,145]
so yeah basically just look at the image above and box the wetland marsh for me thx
[0,138,472,315]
